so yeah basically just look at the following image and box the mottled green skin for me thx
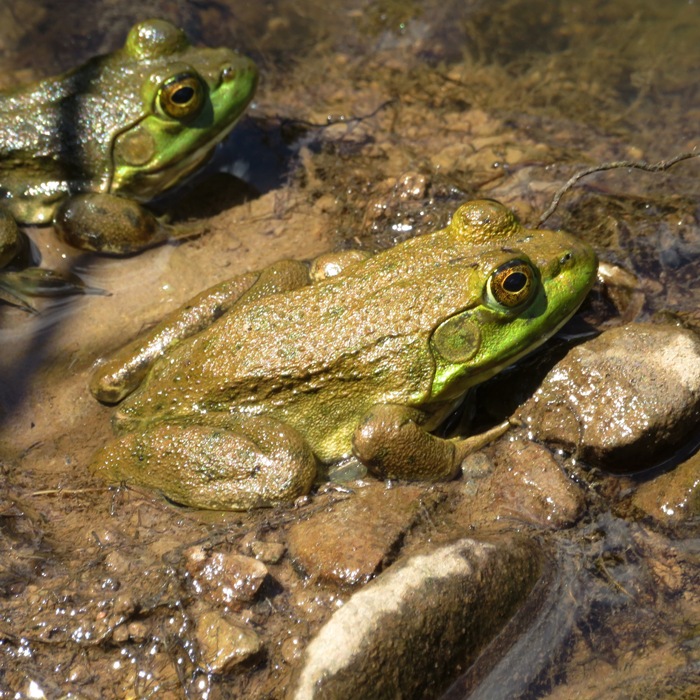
[0,18,257,251]
[92,200,598,510]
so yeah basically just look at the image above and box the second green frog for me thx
[90,200,598,510]
[0,18,257,307]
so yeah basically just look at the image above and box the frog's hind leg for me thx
[352,404,509,482]
[91,415,317,510]
[90,259,312,404]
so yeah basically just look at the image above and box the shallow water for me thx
[0,1,698,698]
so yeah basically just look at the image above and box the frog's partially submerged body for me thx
[0,18,257,309]
[90,200,598,510]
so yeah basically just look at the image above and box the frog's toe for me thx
[0,267,107,311]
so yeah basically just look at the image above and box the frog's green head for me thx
[109,19,258,200]
[428,200,597,400]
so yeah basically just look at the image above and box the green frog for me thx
[90,200,598,510]
[0,18,257,308]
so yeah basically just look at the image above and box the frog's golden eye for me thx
[486,259,536,309]
[158,73,205,119]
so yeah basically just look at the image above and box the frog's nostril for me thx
[221,65,237,82]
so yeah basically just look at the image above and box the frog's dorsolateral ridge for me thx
[90,200,598,510]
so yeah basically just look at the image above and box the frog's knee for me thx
[91,417,317,510]
[55,193,166,254]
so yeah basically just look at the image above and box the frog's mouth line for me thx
[138,140,219,195]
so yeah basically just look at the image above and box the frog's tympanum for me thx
[0,18,257,308]
[90,200,598,510]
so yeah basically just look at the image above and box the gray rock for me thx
[289,536,541,700]
[519,323,700,471]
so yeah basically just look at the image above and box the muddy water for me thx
[0,1,698,698]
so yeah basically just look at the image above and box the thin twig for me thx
[538,149,699,226]
[30,487,107,497]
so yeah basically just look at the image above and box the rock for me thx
[249,540,286,564]
[489,439,585,529]
[287,482,438,586]
[194,610,262,674]
[184,547,268,606]
[456,439,585,530]
[111,624,129,643]
[518,323,700,471]
[126,621,148,643]
[631,450,700,525]
[290,536,541,700]
[280,635,305,664]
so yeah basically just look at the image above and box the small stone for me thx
[490,439,585,529]
[287,482,436,586]
[280,635,305,664]
[519,324,700,471]
[110,589,131,611]
[250,541,286,564]
[127,620,149,643]
[111,623,129,643]
[461,450,494,480]
[65,660,91,684]
[185,547,268,606]
[454,439,584,530]
[396,172,429,200]
[194,610,262,674]
[103,550,130,575]
[631,450,700,525]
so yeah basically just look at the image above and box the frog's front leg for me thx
[91,259,312,403]
[91,415,317,510]
[352,404,509,482]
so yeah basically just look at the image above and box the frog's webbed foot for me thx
[0,267,108,312]
[91,415,317,510]
[452,420,511,461]
[0,276,37,313]
[0,210,107,311]
[352,404,510,482]
[91,259,312,404]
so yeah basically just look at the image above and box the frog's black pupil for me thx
[172,86,194,104]
[504,271,527,292]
